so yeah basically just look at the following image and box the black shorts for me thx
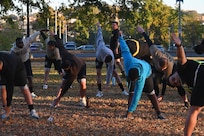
[63,63,86,82]
[128,74,154,94]
[45,55,62,73]
[190,67,204,106]
[24,59,33,77]
[95,58,115,69]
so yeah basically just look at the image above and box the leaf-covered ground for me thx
[0,61,204,136]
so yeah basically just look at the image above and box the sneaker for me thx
[96,91,103,97]
[31,92,37,98]
[122,90,129,96]
[184,101,190,109]
[1,106,11,119]
[157,113,165,120]
[79,97,87,107]
[43,84,48,90]
[126,112,134,119]
[50,97,60,108]
[30,109,39,119]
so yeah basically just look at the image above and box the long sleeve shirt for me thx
[11,31,40,62]
[96,25,114,86]
[142,32,174,79]
[119,35,152,112]
[53,35,85,83]
[41,32,61,60]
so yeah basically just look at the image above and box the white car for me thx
[76,45,95,51]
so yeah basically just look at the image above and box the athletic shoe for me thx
[31,92,38,98]
[122,90,129,96]
[126,112,134,119]
[1,106,11,119]
[184,101,190,109]
[50,98,60,108]
[79,97,87,107]
[43,84,48,90]
[157,113,165,120]
[30,109,39,119]
[96,91,103,97]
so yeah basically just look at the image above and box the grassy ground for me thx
[0,60,203,136]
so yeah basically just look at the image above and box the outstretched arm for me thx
[171,33,187,65]
[137,26,153,46]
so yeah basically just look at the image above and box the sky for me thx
[47,0,204,14]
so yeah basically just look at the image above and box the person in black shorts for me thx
[49,31,87,107]
[0,52,39,119]
[169,33,204,135]
[40,31,63,90]
[110,21,126,78]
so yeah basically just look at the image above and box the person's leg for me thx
[78,78,87,106]
[115,58,125,78]
[184,106,202,136]
[0,85,7,107]
[20,85,39,119]
[95,59,103,97]
[43,68,50,89]
[112,69,128,95]
[0,85,11,118]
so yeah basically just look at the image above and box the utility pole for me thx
[177,0,183,41]
[26,0,30,37]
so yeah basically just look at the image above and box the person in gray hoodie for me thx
[10,29,47,98]
[95,23,128,97]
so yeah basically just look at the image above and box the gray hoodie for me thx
[96,25,114,86]
[11,31,40,62]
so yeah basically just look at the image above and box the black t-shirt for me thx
[110,29,119,51]
[177,60,199,87]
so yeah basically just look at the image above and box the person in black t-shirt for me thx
[0,52,39,119]
[110,21,126,78]
[170,33,204,136]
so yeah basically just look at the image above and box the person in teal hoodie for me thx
[118,32,165,119]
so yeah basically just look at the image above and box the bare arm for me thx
[171,33,187,65]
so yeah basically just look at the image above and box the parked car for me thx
[30,42,43,52]
[76,45,95,51]
[64,41,76,50]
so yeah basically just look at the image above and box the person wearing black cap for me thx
[49,31,87,107]
[118,31,165,119]
[169,33,204,136]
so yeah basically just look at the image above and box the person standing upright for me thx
[110,21,126,78]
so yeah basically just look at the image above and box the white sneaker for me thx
[43,84,48,90]
[1,107,11,119]
[96,91,103,97]
[30,109,39,119]
[31,92,38,98]
[122,90,129,96]
[79,97,87,106]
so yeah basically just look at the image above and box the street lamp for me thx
[176,0,183,41]
[26,0,30,37]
